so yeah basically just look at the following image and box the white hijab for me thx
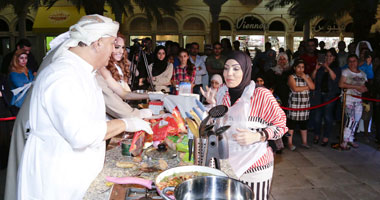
[355,41,373,57]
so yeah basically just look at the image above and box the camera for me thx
[132,38,146,49]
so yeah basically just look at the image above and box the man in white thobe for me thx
[17,15,152,200]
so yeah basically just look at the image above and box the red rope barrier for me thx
[281,96,341,111]
[0,116,16,121]
[349,95,380,102]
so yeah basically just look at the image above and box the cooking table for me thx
[84,144,237,199]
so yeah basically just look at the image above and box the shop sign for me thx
[313,20,339,33]
[236,15,264,31]
[48,10,70,24]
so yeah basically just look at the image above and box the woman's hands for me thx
[232,128,263,146]
[200,86,216,104]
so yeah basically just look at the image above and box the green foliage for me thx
[44,0,181,22]
[265,0,380,41]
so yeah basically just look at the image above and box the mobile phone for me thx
[317,54,325,64]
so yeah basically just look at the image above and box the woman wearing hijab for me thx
[215,51,288,200]
[8,49,34,110]
[200,74,223,106]
[148,46,173,92]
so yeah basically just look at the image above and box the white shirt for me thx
[342,68,367,104]
[190,55,207,85]
[18,50,107,200]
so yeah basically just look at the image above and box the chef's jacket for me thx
[18,50,107,200]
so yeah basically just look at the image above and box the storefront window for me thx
[0,37,10,57]
[344,37,354,46]
[315,37,340,49]
[235,35,264,58]
[156,35,179,46]
[183,35,205,52]
[268,36,285,53]
[293,37,303,52]
[130,36,152,47]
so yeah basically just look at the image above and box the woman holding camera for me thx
[311,48,341,146]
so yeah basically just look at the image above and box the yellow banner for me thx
[33,6,121,33]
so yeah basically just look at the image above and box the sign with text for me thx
[313,20,339,33]
[236,15,264,31]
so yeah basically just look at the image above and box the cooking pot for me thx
[161,176,253,200]
[106,166,227,199]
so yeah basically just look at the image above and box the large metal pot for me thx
[162,176,253,200]
[106,166,227,199]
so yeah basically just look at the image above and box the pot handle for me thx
[105,176,153,189]
[161,187,175,200]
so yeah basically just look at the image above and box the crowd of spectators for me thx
[1,36,380,170]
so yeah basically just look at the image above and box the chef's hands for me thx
[200,86,216,104]
[139,108,153,119]
[121,118,153,134]
[232,128,263,146]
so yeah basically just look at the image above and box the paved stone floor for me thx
[270,131,380,200]
[1,129,380,200]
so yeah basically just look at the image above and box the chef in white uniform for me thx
[17,15,153,200]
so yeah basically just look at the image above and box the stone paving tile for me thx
[319,167,362,186]
[271,188,326,200]
[274,156,297,170]
[305,155,340,168]
[340,164,380,184]
[279,149,305,160]
[324,151,372,165]
[298,167,340,187]
[319,187,354,200]
[298,150,325,158]
[369,182,380,194]
[271,168,313,189]
[340,183,380,200]
[287,156,315,168]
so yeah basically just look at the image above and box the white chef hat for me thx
[47,14,119,60]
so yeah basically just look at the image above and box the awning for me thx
[33,6,119,34]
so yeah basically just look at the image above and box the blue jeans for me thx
[314,92,336,139]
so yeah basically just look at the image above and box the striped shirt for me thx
[218,83,288,173]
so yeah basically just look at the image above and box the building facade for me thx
[1,0,379,62]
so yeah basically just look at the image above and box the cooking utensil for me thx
[192,107,204,121]
[195,99,207,112]
[215,126,230,136]
[194,137,208,166]
[205,133,220,169]
[187,127,194,161]
[199,105,228,137]
[189,110,201,125]
[106,166,227,199]
[161,176,253,200]
[185,118,199,138]
[204,124,214,133]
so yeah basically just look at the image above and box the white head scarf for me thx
[271,52,289,75]
[46,14,119,61]
[211,74,223,85]
[355,41,373,57]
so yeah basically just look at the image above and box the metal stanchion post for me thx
[339,89,347,145]
[332,90,346,150]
